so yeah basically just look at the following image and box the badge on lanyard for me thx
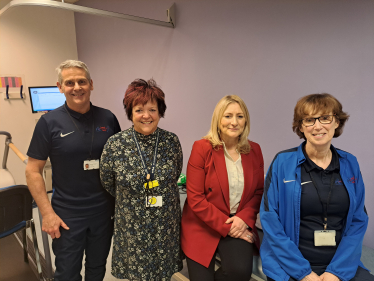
[83,159,99,170]
[131,128,162,206]
[314,230,336,246]
[309,171,337,247]
[146,196,163,207]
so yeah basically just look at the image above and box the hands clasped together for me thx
[225,216,256,243]
[301,271,340,281]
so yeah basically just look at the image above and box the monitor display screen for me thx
[29,86,66,113]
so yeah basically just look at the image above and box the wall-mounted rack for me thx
[1,76,25,100]
[2,85,25,100]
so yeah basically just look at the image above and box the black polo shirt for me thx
[298,144,350,267]
[27,102,121,218]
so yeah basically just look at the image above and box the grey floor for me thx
[0,234,38,281]
[362,245,374,272]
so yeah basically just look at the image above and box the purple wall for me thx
[74,0,374,248]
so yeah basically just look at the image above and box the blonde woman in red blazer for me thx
[181,95,264,281]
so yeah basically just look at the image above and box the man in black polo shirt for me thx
[26,60,121,281]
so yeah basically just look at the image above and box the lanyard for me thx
[131,127,159,181]
[64,104,95,159]
[309,171,335,230]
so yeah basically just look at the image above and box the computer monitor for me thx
[28,86,66,113]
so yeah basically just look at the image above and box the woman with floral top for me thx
[100,79,183,281]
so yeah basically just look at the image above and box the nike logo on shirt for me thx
[60,131,74,137]
[301,181,312,185]
[283,179,295,183]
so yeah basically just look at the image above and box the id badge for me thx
[83,159,100,170]
[314,230,336,246]
[145,196,162,207]
[143,180,159,189]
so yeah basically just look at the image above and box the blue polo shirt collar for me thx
[64,102,93,120]
[301,142,340,173]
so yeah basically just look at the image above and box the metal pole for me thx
[0,0,175,28]
[0,131,12,169]
[30,219,44,281]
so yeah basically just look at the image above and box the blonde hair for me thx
[204,95,251,154]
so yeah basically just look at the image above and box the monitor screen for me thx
[29,86,66,113]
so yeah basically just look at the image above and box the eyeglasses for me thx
[301,115,335,127]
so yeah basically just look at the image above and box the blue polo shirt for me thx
[27,102,121,218]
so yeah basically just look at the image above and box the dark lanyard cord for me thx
[130,129,161,270]
[131,127,159,181]
[64,104,95,159]
[309,171,335,230]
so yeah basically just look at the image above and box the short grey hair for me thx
[56,60,91,84]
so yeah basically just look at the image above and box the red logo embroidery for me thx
[348,177,357,184]
[96,126,109,132]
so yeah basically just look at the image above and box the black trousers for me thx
[267,265,374,281]
[52,209,114,281]
[186,235,254,281]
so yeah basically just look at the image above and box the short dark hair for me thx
[292,93,349,139]
[123,79,166,121]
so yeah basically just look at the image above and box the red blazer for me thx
[181,139,264,267]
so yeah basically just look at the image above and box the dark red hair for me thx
[292,93,349,139]
[123,79,166,121]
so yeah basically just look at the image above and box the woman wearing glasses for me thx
[260,93,373,281]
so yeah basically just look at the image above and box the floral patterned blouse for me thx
[100,127,183,281]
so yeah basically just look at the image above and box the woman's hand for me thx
[225,216,247,238]
[300,272,322,281]
[239,229,256,243]
[320,272,340,281]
